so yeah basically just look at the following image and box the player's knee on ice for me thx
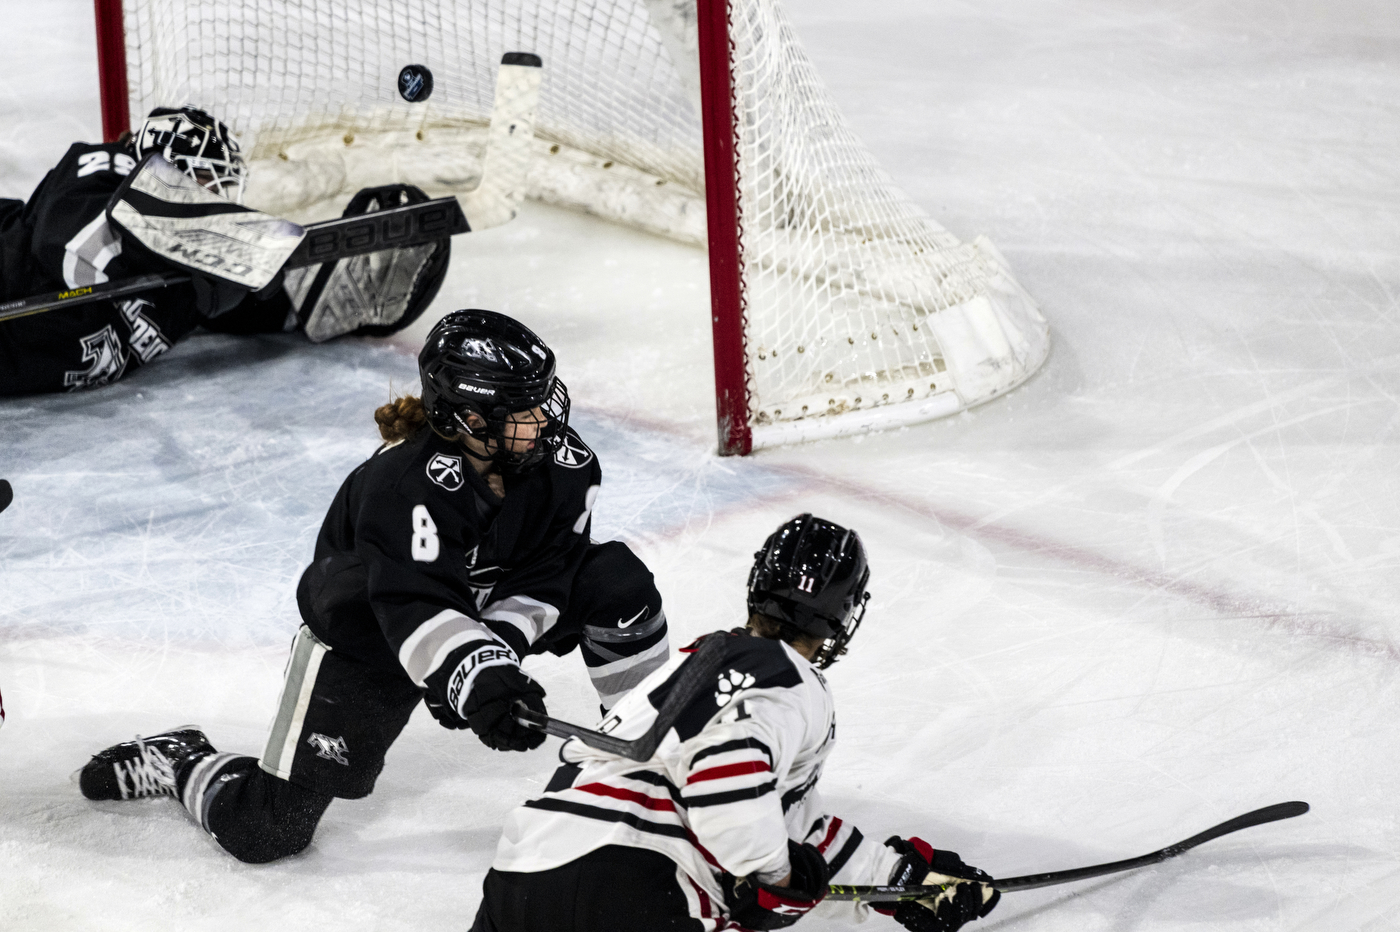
[203,760,334,864]
[556,541,669,709]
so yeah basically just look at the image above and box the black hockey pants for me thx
[470,846,705,932]
[193,541,665,863]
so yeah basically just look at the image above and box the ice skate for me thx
[76,726,215,801]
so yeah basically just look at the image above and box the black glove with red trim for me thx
[725,840,830,930]
[877,837,999,932]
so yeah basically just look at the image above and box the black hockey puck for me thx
[0,479,11,515]
[398,64,434,103]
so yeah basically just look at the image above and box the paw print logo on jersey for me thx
[426,452,465,490]
[715,668,756,707]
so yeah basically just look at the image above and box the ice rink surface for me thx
[2,1,1399,929]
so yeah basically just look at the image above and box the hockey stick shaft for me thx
[0,273,190,323]
[512,704,644,758]
[514,631,731,762]
[824,800,1309,902]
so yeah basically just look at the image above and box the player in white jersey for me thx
[471,514,1002,932]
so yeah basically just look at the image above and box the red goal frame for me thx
[93,0,756,455]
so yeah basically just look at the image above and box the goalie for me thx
[0,106,450,396]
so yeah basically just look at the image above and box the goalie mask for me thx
[748,514,870,668]
[419,309,570,473]
[134,106,247,202]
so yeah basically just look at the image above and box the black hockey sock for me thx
[178,752,258,830]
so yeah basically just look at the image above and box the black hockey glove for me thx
[725,840,830,930]
[423,692,471,730]
[461,664,547,752]
[877,837,999,932]
[423,640,547,751]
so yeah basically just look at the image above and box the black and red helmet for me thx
[747,514,871,667]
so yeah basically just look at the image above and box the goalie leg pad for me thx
[292,184,451,343]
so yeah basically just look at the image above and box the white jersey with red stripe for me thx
[492,630,901,928]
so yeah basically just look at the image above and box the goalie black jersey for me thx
[0,141,207,394]
[296,424,603,687]
[491,630,904,929]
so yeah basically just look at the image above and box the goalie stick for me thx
[0,52,541,326]
[825,800,1310,902]
[513,631,730,762]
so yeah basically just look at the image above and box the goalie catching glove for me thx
[286,184,451,343]
[723,840,830,930]
[423,637,546,752]
[877,837,1000,932]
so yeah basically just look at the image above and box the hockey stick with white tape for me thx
[458,52,542,230]
[513,631,731,762]
[825,800,1309,902]
[0,52,541,326]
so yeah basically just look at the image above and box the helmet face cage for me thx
[747,514,871,668]
[135,107,247,203]
[418,310,570,474]
[446,378,571,473]
[813,576,870,669]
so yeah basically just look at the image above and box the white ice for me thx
[2,1,1398,929]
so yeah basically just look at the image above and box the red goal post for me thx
[93,0,1047,456]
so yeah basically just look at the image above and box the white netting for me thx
[118,0,1047,446]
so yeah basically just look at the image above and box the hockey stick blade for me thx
[0,479,11,515]
[458,52,542,230]
[824,800,1309,902]
[514,631,731,762]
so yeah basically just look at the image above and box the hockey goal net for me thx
[95,0,1048,454]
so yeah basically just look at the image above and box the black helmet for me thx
[134,106,247,202]
[419,309,570,472]
[747,514,871,668]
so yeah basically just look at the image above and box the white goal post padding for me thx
[106,0,1048,452]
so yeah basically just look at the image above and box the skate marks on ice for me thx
[0,332,803,932]
[0,332,801,647]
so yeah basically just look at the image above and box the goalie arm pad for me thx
[105,153,304,315]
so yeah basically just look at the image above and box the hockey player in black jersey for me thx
[75,310,671,864]
[470,514,1001,932]
[0,106,449,396]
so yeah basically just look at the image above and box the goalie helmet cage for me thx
[94,0,1049,455]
